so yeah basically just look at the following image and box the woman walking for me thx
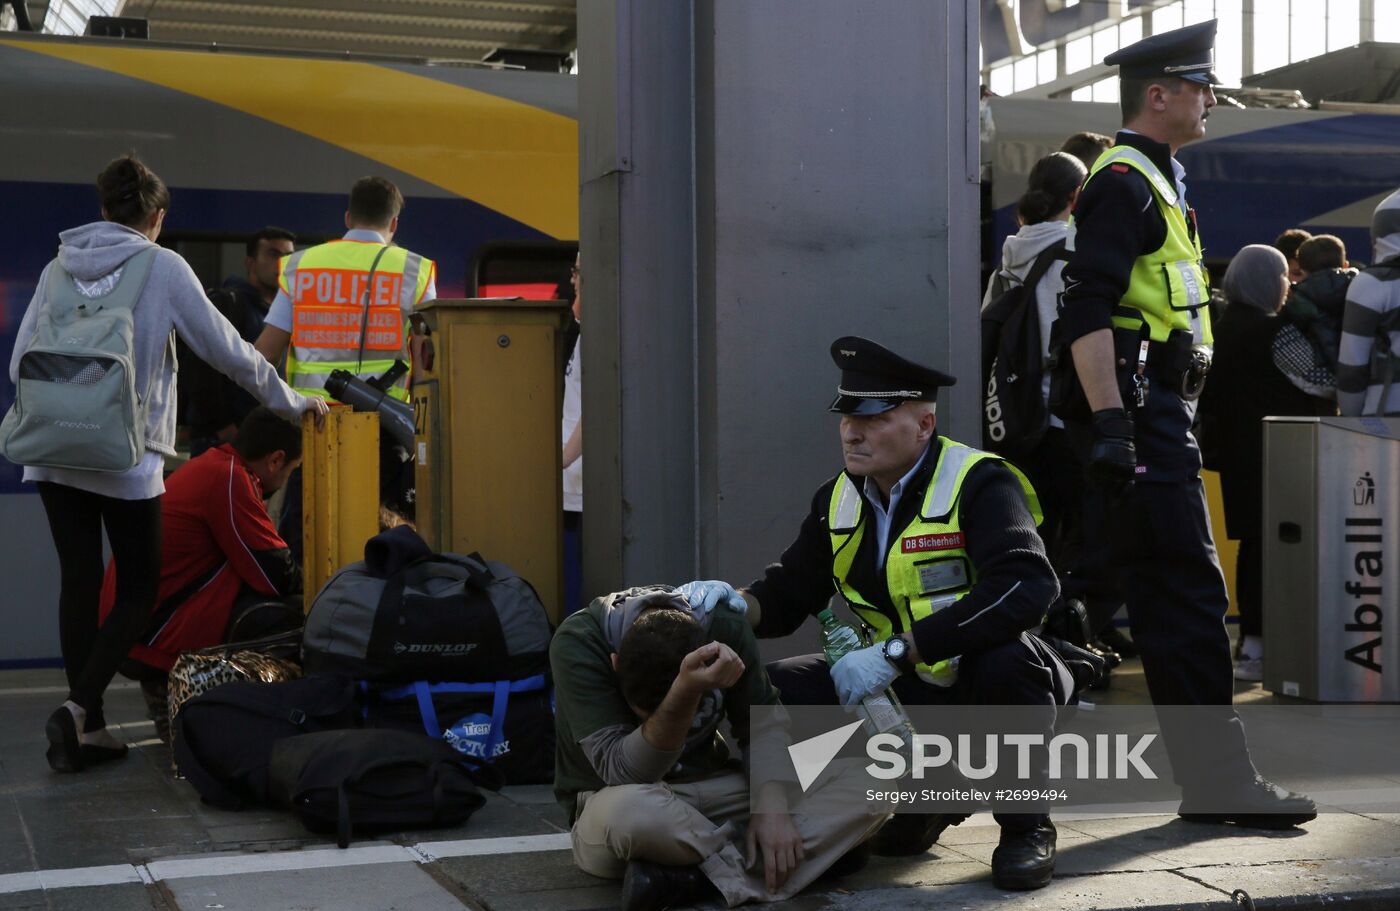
[6,154,326,772]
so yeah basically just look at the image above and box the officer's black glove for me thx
[1088,407,1136,494]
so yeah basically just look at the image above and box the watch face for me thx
[886,638,907,660]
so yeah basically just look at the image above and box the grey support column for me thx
[579,0,980,595]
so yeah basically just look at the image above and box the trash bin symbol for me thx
[1354,472,1375,507]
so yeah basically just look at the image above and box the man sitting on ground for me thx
[551,586,887,910]
[100,407,304,742]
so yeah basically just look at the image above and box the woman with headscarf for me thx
[1198,244,1334,683]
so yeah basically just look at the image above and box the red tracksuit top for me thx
[98,444,298,672]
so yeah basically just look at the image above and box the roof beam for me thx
[118,0,576,55]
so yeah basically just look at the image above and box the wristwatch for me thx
[881,636,914,674]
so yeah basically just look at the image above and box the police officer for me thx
[254,177,435,401]
[681,337,1074,891]
[1058,20,1315,826]
[254,176,436,545]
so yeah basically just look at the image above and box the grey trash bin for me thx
[1263,416,1400,702]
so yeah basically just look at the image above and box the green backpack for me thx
[1,249,156,472]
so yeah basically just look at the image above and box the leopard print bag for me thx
[167,631,302,764]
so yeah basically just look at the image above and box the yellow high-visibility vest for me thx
[278,239,435,402]
[1076,145,1213,346]
[827,439,1041,687]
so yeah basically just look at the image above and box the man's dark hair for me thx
[246,226,296,258]
[1274,228,1313,262]
[615,608,704,714]
[1296,234,1346,273]
[1059,131,1113,172]
[1120,76,1184,124]
[348,176,404,227]
[234,407,303,462]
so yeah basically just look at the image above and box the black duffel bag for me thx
[172,674,361,809]
[268,729,492,848]
[302,528,552,683]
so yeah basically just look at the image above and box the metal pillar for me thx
[579,0,980,593]
[302,407,378,609]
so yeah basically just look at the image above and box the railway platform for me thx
[4,660,1399,911]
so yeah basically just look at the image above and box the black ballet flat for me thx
[79,741,130,765]
[45,707,84,773]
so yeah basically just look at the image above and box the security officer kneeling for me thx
[681,337,1074,891]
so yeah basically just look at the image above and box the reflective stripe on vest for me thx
[1076,146,1213,346]
[827,439,1041,687]
[279,240,433,401]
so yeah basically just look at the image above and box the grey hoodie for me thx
[981,219,1069,428]
[9,222,307,472]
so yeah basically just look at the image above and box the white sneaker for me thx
[1234,655,1263,682]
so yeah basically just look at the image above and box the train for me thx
[0,32,578,662]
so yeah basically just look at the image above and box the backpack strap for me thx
[1022,240,1068,294]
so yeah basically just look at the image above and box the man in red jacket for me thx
[98,408,303,745]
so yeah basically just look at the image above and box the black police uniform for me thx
[754,450,1069,708]
[747,336,1070,888]
[1058,21,1314,824]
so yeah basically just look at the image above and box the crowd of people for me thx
[12,14,1400,911]
[986,97,1400,686]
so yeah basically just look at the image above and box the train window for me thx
[158,232,329,292]
[473,241,577,301]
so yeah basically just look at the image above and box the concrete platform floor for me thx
[2,658,1398,910]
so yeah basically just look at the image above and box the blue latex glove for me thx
[676,580,747,615]
[830,643,899,706]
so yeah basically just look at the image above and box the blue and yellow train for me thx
[0,33,577,661]
[0,31,578,480]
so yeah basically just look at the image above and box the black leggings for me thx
[37,482,161,732]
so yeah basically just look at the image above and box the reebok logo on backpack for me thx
[1,249,156,472]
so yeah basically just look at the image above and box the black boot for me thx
[1086,639,1122,669]
[620,860,715,911]
[1179,774,1317,829]
[871,812,969,856]
[991,819,1056,891]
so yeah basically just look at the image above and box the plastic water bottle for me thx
[817,607,915,746]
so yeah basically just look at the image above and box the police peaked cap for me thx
[828,336,956,415]
[1104,19,1220,86]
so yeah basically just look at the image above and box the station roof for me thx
[1243,42,1400,105]
[99,0,577,63]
